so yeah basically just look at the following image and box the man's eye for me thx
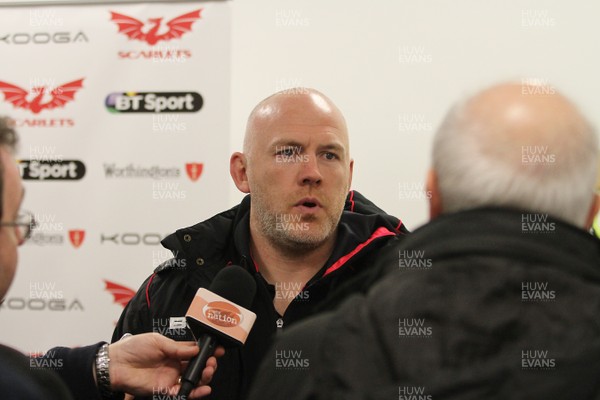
[323,152,338,160]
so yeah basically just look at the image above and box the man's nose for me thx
[298,155,322,186]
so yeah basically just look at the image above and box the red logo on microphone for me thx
[203,301,242,327]
[185,163,203,182]
[68,229,85,248]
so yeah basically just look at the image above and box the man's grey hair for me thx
[432,97,598,228]
[0,117,18,219]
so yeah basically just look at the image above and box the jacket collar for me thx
[161,191,405,274]
[403,207,600,280]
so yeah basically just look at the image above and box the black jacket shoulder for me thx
[249,208,600,400]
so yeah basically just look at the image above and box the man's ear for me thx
[585,193,600,230]
[230,152,250,193]
[426,169,442,219]
[347,159,354,190]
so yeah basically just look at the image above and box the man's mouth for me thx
[295,198,321,208]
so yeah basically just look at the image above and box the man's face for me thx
[244,95,353,253]
[0,147,23,301]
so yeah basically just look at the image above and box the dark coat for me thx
[249,208,600,400]
[112,191,408,400]
[0,342,104,400]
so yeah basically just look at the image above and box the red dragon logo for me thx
[110,9,202,46]
[0,79,84,114]
[103,280,136,308]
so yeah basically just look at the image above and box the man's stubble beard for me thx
[251,190,345,257]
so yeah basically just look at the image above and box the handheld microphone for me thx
[178,265,257,397]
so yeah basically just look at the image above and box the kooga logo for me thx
[105,92,202,113]
[19,160,86,180]
[0,31,88,45]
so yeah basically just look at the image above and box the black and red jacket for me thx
[111,190,407,400]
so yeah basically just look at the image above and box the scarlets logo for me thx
[103,280,136,308]
[0,78,83,114]
[110,9,202,46]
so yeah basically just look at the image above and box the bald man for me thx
[248,83,600,400]
[112,89,407,399]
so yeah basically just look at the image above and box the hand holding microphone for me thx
[107,333,223,399]
[178,265,257,398]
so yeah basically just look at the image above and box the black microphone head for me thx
[209,265,256,309]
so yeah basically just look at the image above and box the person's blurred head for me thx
[230,88,353,255]
[596,155,600,193]
[429,82,599,228]
[0,117,23,301]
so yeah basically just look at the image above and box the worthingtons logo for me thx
[25,228,85,248]
[185,163,202,181]
[103,162,203,182]
[105,92,202,113]
[18,160,86,181]
[23,228,85,248]
[203,301,243,327]
[68,230,85,248]
[111,9,202,61]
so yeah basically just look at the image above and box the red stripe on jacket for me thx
[323,226,396,277]
[146,273,156,308]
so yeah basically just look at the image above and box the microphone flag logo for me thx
[202,301,243,327]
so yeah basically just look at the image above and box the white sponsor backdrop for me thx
[228,0,600,232]
[1,0,600,355]
[0,1,231,353]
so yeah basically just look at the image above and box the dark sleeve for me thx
[45,343,103,400]
[0,344,73,400]
[49,343,129,400]
[247,313,332,400]
[112,274,155,342]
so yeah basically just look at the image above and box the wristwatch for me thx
[95,343,115,400]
